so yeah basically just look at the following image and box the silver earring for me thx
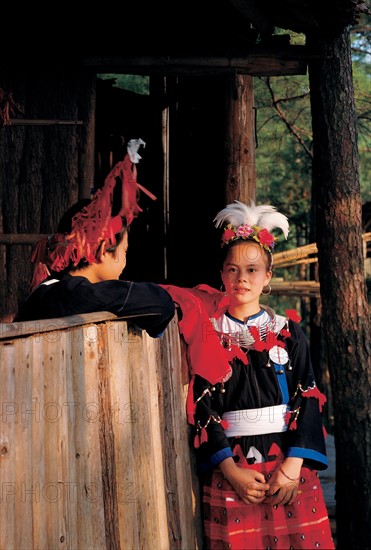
[220,283,228,295]
[261,284,271,296]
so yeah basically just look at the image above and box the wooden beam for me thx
[273,242,318,266]
[270,278,320,297]
[273,233,371,268]
[0,311,160,340]
[83,48,310,76]
[0,234,48,244]
[225,75,256,203]
[7,119,84,126]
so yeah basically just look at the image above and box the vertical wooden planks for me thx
[42,329,70,549]
[96,323,121,549]
[157,319,201,549]
[73,323,107,548]
[127,324,169,550]
[30,333,48,549]
[1,315,202,549]
[106,320,140,549]
[13,337,33,549]
[141,331,170,548]
[0,342,16,549]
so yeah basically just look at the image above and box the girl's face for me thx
[221,241,272,311]
[99,232,129,281]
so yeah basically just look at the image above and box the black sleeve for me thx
[285,321,328,470]
[192,374,234,473]
[14,277,175,339]
[108,281,176,337]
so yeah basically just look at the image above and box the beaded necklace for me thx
[210,305,287,351]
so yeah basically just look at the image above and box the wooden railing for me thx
[0,314,202,550]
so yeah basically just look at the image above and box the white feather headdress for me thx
[214,200,289,250]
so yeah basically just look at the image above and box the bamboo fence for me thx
[0,314,202,550]
[271,233,371,296]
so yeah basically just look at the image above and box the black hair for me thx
[54,199,128,273]
[57,199,92,233]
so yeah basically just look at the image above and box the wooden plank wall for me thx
[0,315,201,549]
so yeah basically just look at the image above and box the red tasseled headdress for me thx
[30,139,156,290]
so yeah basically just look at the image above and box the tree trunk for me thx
[308,29,371,550]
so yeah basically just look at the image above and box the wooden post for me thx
[225,74,256,204]
[78,72,96,199]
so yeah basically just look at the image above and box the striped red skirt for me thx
[202,459,334,550]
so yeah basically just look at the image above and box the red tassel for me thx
[220,419,229,430]
[285,411,291,425]
[228,346,249,365]
[186,377,197,425]
[254,340,267,352]
[266,331,278,350]
[289,419,297,431]
[200,427,208,444]
[286,309,301,323]
[249,326,267,351]
[280,329,291,338]
[194,433,201,449]
[303,385,327,412]
[30,261,50,291]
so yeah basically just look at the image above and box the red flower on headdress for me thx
[236,224,253,238]
[257,228,275,247]
[222,228,236,243]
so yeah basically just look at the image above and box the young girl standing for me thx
[166,201,334,549]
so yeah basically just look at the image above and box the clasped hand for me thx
[232,467,299,506]
[219,457,300,506]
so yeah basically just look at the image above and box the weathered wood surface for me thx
[225,74,256,205]
[0,315,200,549]
[0,72,96,321]
[83,50,308,77]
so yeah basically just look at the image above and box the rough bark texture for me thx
[308,29,371,550]
[225,74,256,204]
[0,71,96,321]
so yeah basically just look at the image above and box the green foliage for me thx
[254,74,313,299]
[254,34,371,218]
[273,27,306,46]
[254,35,371,319]
[254,75,313,245]
[97,74,150,95]
[352,45,371,202]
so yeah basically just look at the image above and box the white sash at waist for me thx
[222,404,289,437]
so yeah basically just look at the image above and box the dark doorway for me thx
[95,74,227,289]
